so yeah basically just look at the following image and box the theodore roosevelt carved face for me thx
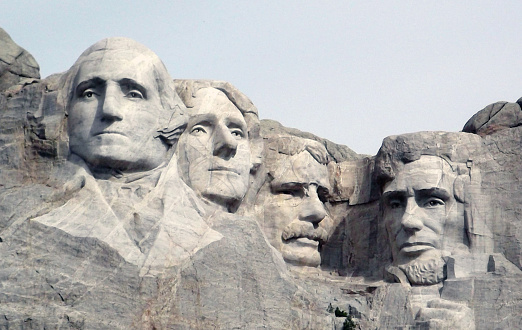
[257,137,332,268]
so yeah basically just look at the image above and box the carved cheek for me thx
[422,208,446,235]
[384,209,403,237]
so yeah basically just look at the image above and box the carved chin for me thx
[196,173,249,206]
[281,238,321,267]
[398,257,447,285]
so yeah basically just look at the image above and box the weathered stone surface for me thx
[260,118,360,163]
[461,99,522,270]
[463,101,522,136]
[328,157,375,204]
[143,213,326,329]
[1,31,521,330]
[0,28,40,92]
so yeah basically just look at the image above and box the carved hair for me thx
[59,37,187,147]
[373,132,480,192]
[265,136,329,170]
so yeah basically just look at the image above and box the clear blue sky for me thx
[3,1,522,155]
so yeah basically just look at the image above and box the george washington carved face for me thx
[67,39,174,173]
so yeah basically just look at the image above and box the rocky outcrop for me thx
[0,28,40,92]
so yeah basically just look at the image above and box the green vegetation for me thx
[335,307,348,317]
[327,304,359,330]
[342,315,358,330]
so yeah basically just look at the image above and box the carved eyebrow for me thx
[118,78,148,99]
[225,118,247,130]
[270,181,305,190]
[381,190,408,200]
[416,188,451,200]
[75,77,105,96]
[188,113,217,126]
[193,120,212,126]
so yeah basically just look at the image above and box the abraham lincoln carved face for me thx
[381,155,467,284]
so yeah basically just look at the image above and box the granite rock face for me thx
[0,28,40,92]
[0,30,521,329]
[463,101,522,136]
[463,100,522,269]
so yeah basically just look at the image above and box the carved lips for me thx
[208,165,241,175]
[399,241,437,254]
[93,130,127,137]
[281,220,329,245]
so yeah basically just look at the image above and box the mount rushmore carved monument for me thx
[0,28,521,329]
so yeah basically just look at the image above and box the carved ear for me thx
[156,127,185,146]
[453,174,469,203]
[157,105,188,147]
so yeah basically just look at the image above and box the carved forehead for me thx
[270,151,330,189]
[73,52,158,88]
[66,38,170,94]
[191,87,245,121]
[77,37,160,62]
[383,155,456,194]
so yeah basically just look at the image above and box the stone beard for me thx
[398,255,447,285]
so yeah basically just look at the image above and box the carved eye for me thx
[230,129,244,139]
[191,126,207,135]
[424,199,445,208]
[280,189,298,196]
[317,186,329,203]
[389,200,403,209]
[81,90,96,98]
[127,90,143,99]
[278,187,304,198]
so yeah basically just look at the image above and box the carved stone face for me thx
[68,50,170,172]
[261,151,331,267]
[382,155,464,266]
[177,88,251,209]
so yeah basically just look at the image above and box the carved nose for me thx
[299,186,327,224]
[213,126,238,159]
[100,86,123,122]
[400,199,424,232]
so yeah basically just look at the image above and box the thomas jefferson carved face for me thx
[68,48,171,172]
[259,145,331,267]
[177,88,251,210]
[382,156,465,278]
